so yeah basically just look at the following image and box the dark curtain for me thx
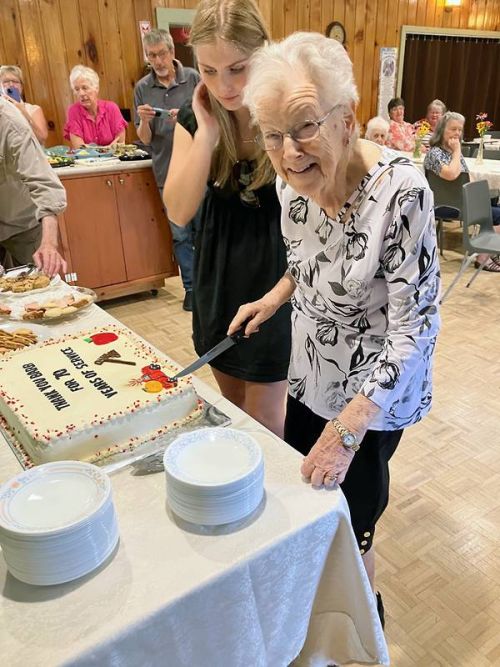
[401,34,500,141]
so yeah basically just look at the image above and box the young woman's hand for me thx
[192,82,219,149]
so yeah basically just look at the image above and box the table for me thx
[401,151,500,191]
[0,304,388,667]
[465,158,500,191]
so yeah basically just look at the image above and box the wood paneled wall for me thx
[0,0,498,146]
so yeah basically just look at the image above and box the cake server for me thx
[171,321,250,380]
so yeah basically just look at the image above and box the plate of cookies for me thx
[0,287,97,323]
[0,323,49,355]
[0,267,61,296]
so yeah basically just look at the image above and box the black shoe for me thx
[376,591,385,630]
[182,290,193,312]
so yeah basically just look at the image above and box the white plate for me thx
[0,461,111,535]
[0,286,96,323]
[0,322,51,343]
[0,270,61,297]
[164,428,262,489]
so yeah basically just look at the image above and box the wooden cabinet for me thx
[58,167,176,301]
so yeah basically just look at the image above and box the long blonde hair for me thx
[189,0,275,191]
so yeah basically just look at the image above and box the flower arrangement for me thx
[415,119,431,139]
[476,112,493,137]
[412,119,431,159]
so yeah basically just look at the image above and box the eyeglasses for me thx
[146,50,170,61]
[254,105,342,151]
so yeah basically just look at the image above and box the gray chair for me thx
[461,142,478,158]
[425,170,470,256]
[441,180,500,302]
[483,148,500,161]
[489,130,500,139]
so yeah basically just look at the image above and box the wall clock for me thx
[325,21,346,45]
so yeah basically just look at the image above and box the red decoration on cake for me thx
[130,363,178,392]
[84,332,119,345]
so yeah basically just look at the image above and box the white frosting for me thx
[0,326,201,464]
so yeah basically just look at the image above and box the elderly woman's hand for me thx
[301,421,356,488]
[227,297,279,337]
[448,136,461,154]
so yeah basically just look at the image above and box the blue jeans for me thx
[160,187,196,292]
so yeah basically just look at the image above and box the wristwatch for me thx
[331,418,360,451]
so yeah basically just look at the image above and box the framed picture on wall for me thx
[156,8,196,69]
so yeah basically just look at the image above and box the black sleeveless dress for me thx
[177,104,291,382]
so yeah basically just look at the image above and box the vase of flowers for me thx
[475,113,493,165]
[413,120,431,159]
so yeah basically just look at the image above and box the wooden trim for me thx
[94,274,175,302]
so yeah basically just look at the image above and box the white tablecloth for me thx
[403,152,500,190]
[0,304,388,667]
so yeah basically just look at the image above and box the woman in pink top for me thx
[385,97,415,152]
[64,65,127,148]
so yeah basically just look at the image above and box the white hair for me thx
[69,65,99,92]
[365,116,389,139]
[244,32,358,118]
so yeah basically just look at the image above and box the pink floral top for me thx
[64,100,127,146]
[386,120,415,152]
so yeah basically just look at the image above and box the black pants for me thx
[284,394,403,552]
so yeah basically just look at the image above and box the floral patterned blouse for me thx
[386,120,415,152]
[423,146,468,176]
[278,149,441,431]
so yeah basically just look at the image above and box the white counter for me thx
[54,158,153,178]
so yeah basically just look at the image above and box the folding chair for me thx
[425,171,470,257]
[441,179,500,302]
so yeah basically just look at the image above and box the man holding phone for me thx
[0,96,66,276]
[134,28,200,311]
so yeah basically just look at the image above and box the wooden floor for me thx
[103,235,500,667]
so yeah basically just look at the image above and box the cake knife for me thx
[171,320,251,380]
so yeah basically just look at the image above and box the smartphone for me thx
[152,107,172,119]
[6,87,22,102]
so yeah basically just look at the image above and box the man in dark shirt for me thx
[134,29,200,311]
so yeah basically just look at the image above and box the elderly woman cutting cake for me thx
[229,32,440,624]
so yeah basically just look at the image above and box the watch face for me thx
[342,433,356,447]
[326,21,346,45]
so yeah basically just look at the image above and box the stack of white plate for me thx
[163,428,264,526]
[0,461,119,585]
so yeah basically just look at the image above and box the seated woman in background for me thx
[365,116,389,145]
[64,65,127,148]
[420,98,446,147]
[0,65,48,144]
[424,111,500,272]
[386,97,415,152]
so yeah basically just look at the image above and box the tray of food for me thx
[0,323,50,355]
[0,267,61,295]
[47,156,75,168]
[0,287,97,323]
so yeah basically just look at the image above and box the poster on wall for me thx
[377,47,398,120]
[139,20,152,62]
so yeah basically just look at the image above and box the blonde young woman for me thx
[0,66,48,144]
[163,0,291,437]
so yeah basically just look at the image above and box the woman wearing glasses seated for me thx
[424,111,500,272]
[163,0,291,437]
[228,32,440,625]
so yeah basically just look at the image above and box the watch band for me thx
[331,418,360,451]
